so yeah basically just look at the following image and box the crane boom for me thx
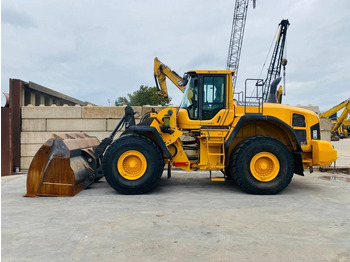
[226,0,255,89]
[262,19,290,102]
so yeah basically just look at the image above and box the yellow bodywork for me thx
[151,60,337,174]
[311,140,337,166]
[148,105,336,172]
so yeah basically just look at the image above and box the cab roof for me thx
[187,70,235,75]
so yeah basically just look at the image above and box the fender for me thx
[123,125,172,160]
[225,114,304,175]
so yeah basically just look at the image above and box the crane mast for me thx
[226,0,255,89]
[262,19,290,102]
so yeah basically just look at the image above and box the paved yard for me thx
[2,171,349,261]
[2,139,350,261]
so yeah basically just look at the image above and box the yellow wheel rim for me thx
[117,150,147,180]
[250,152,280,182]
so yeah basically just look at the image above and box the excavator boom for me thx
[320,99,350,139]
[154,57,186,101]
[319,99,350,118]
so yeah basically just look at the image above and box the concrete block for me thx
[20,157,33,171]
[21,144,42,157]
[22,106,82,119]
[82,106,143,119]
[295,105,320,114]
[82,106,125,119]
[131,106,142,116]
[106,119,141,131]
[321,130,331,141]
[47,119,106,131]
[107,119,122,131]
[141,106,167,116]
[320,118,332,131]
[22,119,46,131]
[21,132,53,144]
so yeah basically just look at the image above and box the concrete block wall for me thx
[20,104,333,170]
[20,105,167,171]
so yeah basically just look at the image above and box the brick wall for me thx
[20,105,167,171]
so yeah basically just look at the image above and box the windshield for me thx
[180,76,199,120]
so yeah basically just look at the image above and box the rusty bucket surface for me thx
[24,133,100,197]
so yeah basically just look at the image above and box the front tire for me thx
[231,136,294,194]
[102,134,164,194]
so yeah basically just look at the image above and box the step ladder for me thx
[206,136,226,181]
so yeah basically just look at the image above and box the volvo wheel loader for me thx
[25,58,337,197]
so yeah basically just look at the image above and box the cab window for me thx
[202,76,225,120]
[180,76,199,120]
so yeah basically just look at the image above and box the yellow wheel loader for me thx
[25,58,337,196]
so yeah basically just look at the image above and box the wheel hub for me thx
[118,150,147,180]
[250,152,280,182]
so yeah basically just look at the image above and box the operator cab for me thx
[177,71,228,129]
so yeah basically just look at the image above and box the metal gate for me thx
[1,107,13,176]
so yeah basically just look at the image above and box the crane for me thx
[262,19,290,103]
[226,0,256,89]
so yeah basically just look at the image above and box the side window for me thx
[292,113,307,145]
[180,77,199,120]
[202,76,225,120]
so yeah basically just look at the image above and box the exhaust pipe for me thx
[266,77,282,103]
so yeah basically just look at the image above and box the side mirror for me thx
[182,73,189,86]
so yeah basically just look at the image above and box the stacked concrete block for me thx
[320,118,332,141]
[20,105,168,171]
[295,104,320,114]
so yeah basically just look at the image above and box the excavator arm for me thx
[330,100,350,135]
[154,57,187,102]
[319,99,350,118]
[320,99,350,138]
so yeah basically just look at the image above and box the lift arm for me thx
[154,57,186,102]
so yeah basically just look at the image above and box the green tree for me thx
[115,96,129,106]
[115,85,171,106]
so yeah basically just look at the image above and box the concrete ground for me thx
[2,140,350,262]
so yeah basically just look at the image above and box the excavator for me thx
[319,99,350,140]
[25,58,337,197]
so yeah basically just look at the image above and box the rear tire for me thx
[231,136,294,194]
[102,134,164,194]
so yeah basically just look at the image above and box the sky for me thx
[2,0,350,111]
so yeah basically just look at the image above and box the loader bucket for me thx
[24,132,101,197]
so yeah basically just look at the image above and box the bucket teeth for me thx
[24,132,101,197]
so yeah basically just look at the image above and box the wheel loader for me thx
[25,58,337,197]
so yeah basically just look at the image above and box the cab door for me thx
[200,74,227,126]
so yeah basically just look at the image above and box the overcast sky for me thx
[2,0,350,111]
